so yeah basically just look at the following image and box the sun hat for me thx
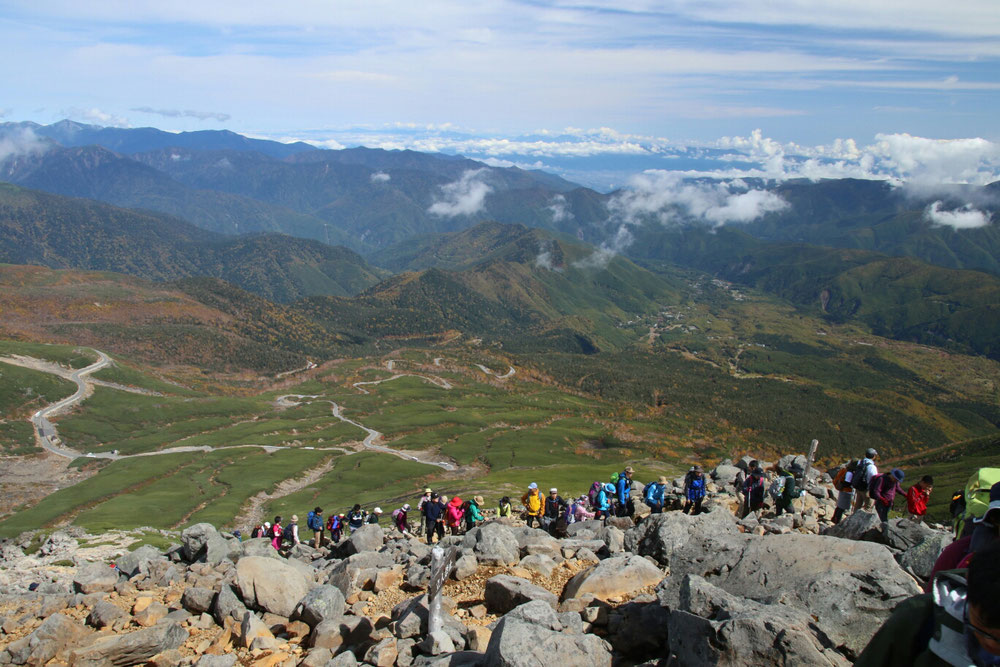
[291,514,298,522]
[474,496,484,505]
[374,507,383,514]
[424,488,432,493]
[624,466,635,473]
[529,482,538,490]
[890,469,905,482]
[658,476,668,484]
[403,503,411,511]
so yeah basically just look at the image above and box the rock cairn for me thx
[0,455,952,666]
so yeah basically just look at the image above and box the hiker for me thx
[596,483,615,519]
[542,488,565,532]
[906,475,934,522]
[522,483,544,528]
[283,515,300,548]
[327,513,344,544]
[928,482,1000,587]
[466,496,485,530]
[424,492,445,544]
[871,468,906,522]
[854,539,1000,666]
[417,488,433,514]
[683,467,707,515]
[392,504,413,537]
[742,462,766,518]
[831,460,857,525]
[852,448,879,513]
[572,495,596,522]
[347,504,366,533]
[366,507,383,525]
[307,507,324,548]
[251,522,270,539]
[771,465,798,517]
[445,497,465,535]
[270,516,283,551]
[617,466,635,517]
[644,476,668,514]
[497,496,513,519]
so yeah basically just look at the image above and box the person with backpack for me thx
[573,495,596,522]
[906,475,934,522]
[307,507,324,548]
[617,466,636,517]
[854,539,1000,667]
[831,460,859,524]
[928,482,1000,589]
[417,488,433,515]
[742,463,766,518]
[270,516,283,551]
[424,492,445,544]
[367,507,383,525]
[497,496,513,519]
[852,448,879,513]
[542,488,565,532]
[596,483,615,519]
[771,466,798,517]
[282,515,300,548]
[327,513,343,544]
[521,483,544,528]
[644,476,668,514]
[251,521,269,539]
[683,467,707,515]
[466,496,485,530]
[392,504,413,537]
[347,504,366,533]
[871,468,906,522]
[445,497,465,535]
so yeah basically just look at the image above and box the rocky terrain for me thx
[0,455,954,666]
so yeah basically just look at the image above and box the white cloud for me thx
[608,171,788,227]
[923,201,992,229]
[0,126,49,161]
[131,106,230,122]
[547,194,574,223]
[61,107,130,128]
[428,168,492,217]
[370,171,391,183]
[572,225,634,270]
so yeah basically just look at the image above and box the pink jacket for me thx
[445,504,465,527]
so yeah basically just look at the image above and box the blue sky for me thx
[1,0,999,188]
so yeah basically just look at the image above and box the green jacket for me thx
[855,572,976,667]
[468,500,484,523]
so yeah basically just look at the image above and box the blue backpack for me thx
[307,511,321,531]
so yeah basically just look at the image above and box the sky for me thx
[1,0,999,189]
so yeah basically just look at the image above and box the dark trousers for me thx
[426,520,444,543]
[683,497,703,515]
[875,502,890,522]
[526,514,540,528]
[616,499,634,517]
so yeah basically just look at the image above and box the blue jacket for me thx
[685,474,706,501]
[617,474,631,505]
[597,484,615,511]
[644,482,665,506]
[424,501,444,522]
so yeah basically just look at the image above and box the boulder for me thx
[452,553,478,581]
[115,545,164,578]
[327,551,394,597]
[337,525,384,556]
[25,613,89,665]
[462,523,520,566]
[881,518,934,551]
[562,554,664,601]
[240,538,282,560]
[900,532,954,581]
[195,656,238,667]
[484,575,557,614]
[595,526,624,554]
[518,554,556,578]
[502,599,561,631]
[824,511,883,543]
[86,600,128,629]
[309,616,374,652]
[667,574,849,666]
[39,532,78,559]
[712,464,742,485]
[483,614,612,667]
[69,620,187,666]
[73,561,120,594]
[565,520,602,538]
[211,584,247,625]
[239,611,275,649]
[293,585,346,628]
[611,601,670,661]
[237,556,310,617]
[390,594,458,640]
[181,586,216,614]
[364,637,399,666]
[181,523,234,564]
[623,509,740,567]
[519,531,561,558]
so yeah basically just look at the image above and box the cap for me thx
[624,466,635,473]
[264,522,271,528]
[694,465,703,472]
[550,488,558,494]
[291,514,299,522]
[339,513,345,517]
[403,503,411,511]
[529,482,538,490]
[891,468,905,482]
[374,507,383,514]
[431,492,439,498]
[658,476,668,484]
[866,448,878,458]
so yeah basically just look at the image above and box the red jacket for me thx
[905,485,929,516]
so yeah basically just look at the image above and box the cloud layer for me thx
[428,169,492,217]
[924,201,993,229]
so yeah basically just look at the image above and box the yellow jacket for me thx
[521,490,543,516]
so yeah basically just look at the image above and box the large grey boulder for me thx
[502,600,561,631]
[661,533,921,657]
[881,518,934,551]
[595,526,624,554]
[293,585,346,628]
[483,613,612,667]
[115,544,164,578]
[181,523,234,564]
[73,561,120,594]
[25,613,89,665]
[462,523,520,566]
[69,620,187,666]
[212,584,247,625]
[900,532,953,581]
[611,601,670,661]
[86,600,128,629]
[623,508,741,567]
[337,525,384,557]
[824,511,883,542]
[236,556,310,617]
[712,464,743,485]
[667,574,849,666]
[181,587,216,615]
[562,554,664,601]
[240,538,282,560]
[484,575,557,614]
[327,551,395,598]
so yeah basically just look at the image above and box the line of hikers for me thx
[828,448,934,524]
